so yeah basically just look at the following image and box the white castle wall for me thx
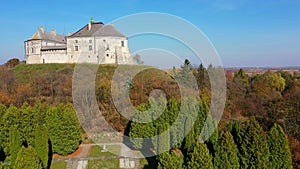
[41,50,68,64]
[67,36,131,64]
[25,29,132,64]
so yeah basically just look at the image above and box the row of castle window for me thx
[74,45,93,51]
[74,39,124,47]
[75,39,93,43]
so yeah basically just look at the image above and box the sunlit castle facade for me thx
[24,19,132,64]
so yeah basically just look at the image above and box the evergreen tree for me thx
[157,123,170,155]
[19,103,36,146]
[0,104,7,159]
[234,68,249,84]
[238,118,270,169]
[268,123,293,169]
[186,143,214,169]
[46,104,81,155]
[176,59,194,87]
[13,146,43,169]
[203,114,218,156]
[35,125,49,169]
[197,63,210,89]
[183,116,195,152]
[2,105,18,155]
[129,103,156,150]
[9,126,22,167]
[214,131,239,169]
[157,151,183,169]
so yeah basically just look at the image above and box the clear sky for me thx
[0,0,299,67]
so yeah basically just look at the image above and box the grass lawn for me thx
[50,161,68,169]
[88,145,120,157]
[88,158,120,169]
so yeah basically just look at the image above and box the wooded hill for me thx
[0,61,299,168]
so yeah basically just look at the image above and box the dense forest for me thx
[0,59,299,168]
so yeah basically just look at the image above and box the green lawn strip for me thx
[88,158,120,169]
[88,145,120,157]
[50,161,68,169]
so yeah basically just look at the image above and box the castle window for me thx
[75,40,78,43]
[106,54,109,57]
[121,41,124,47]
[89,39,92,43]
[31,42,33,46]
[89,45,93,51]
[31,48,35,53]
[74,46,79,51]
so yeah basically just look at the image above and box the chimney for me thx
[68,32,73,36]
[88,22,91,31]
[51,30,57,36]
[39,26,45,33]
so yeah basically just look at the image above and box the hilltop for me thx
[0,62,299,167]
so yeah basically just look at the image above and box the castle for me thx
[24,19,132,64]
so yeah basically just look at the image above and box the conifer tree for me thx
[214,131,239,169]
[157,123,170,155]
[9,126,22,167]
[46,104,81,155]
[2,105,18,155]
[186,143,214,169]
[183,116,195,152]
[238,118,270,169]
[157,151,183,169]
[268,123,293,169]
[35,125,49,169]
[13,146,43,169]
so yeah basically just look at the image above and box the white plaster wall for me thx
[41,50,68,63]
[26,35,132,64]
[41,40,66,47]
[26,40,42,64]
[67,37,99,63]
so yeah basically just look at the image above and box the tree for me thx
[252,71,286,101]
[214,131,239,169]
[268,124,293,169]
[5,58,20,68]
[13,146,43,169]
[9,126,22,167]
[176,59,194,87]
[203,115,218,156]
[156,123,170,155]
[46,104,81,155]
[234,68,249,84]
[238,118,270,169]
[183,116,195,152]
[1,105,18,155]
[133,54,144,64]
[186,143,213,169]
[196,63,208,88]
[157,151,183,169]
[35,125,49,169]
[129,103,156,150]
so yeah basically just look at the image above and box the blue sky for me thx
[0,0,299,67]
